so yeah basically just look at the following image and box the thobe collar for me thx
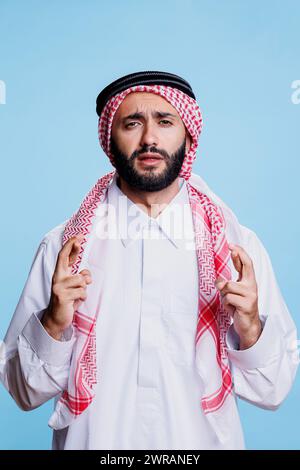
[106,171,195,250]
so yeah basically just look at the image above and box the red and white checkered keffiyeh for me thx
[48,84,233,433]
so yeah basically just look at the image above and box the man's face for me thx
[110,92,191,191]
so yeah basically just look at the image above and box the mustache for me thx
[130,146,170,161]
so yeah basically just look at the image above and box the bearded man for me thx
[0,71,298,450]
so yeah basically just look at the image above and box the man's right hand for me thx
[41,234,92,340]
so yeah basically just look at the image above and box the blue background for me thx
[0,0,299,449]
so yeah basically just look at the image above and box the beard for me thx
[110,136,187,192]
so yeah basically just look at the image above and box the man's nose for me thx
[139,122,158,148]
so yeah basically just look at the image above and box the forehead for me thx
[113,91,180,120]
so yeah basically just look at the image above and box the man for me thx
[0,71,298,450]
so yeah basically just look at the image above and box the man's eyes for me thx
[125,120,172,128]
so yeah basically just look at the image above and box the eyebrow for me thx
[120,111,178,123]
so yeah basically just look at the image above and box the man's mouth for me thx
[137,153,164,167]
[138,153,163,161]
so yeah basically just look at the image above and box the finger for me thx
[56,235,84,274]
[68,234,86,266]
[66,287,88,302]
[63,274,89,289]
[217,287,236,316]
[222,292,245,310]
[230,249,243,281]
[228,244,255,282]
[79,269,93,284]
[222,302,235,317]
[217,280,247,297]
[215,276,227,290]
[79,269,92,278]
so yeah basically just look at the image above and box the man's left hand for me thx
[215,243,263,350]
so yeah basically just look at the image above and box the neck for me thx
[116,175,181,218]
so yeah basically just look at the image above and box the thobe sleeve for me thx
[0,232,76,411]
[225,226,299,410]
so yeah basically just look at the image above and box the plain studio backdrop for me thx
[0,0,299,450]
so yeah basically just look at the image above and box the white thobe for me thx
[0,172,298,450]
